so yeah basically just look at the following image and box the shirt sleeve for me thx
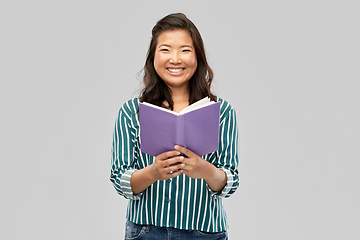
[207,101,240,198]
[110,105,142,200]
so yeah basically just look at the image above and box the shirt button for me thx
[167,198,171,203]
[167,179,171,183]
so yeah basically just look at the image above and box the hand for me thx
[174,145,210,180]
[151,150,185,181]
[174,145,227,192]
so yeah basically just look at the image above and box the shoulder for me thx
[217,97,237,119]
[117,98,139,121]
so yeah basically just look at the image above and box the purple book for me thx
[139,97,221,157]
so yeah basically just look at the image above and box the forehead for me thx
[156,29,193,47]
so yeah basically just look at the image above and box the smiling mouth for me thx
[167,68,185,73]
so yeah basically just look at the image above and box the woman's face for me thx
[154,29,197,89]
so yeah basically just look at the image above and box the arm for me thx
[110,101,186,198]
[213,103,240,198]
[110,107,139,199]
[175,101,240,197]
[174,145,227,192]
[202,159,228,192]
[130,150,184,194]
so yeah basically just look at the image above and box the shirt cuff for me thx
[120,169,143,200]
[207,168,234,199]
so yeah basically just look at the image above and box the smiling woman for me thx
[140,13,216,111]
[110,13,239,240]
[154,29,198,91]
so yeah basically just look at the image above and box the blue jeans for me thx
[125,220,228,240]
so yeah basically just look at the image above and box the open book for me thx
[139,97,220,157]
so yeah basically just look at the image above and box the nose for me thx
[169,52,181,64]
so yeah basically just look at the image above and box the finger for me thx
[174,145,196,157]
[167,169,183,179]
[165,156,184,167]
[167,162,185,173]
[156,150,181,160]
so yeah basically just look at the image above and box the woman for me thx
[110,13,239,239]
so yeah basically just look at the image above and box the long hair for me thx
[140,13,216,110]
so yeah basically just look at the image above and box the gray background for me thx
[1,0,359,239]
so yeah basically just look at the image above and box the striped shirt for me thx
[110,97,239,232]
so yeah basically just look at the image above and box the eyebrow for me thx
[158,44,194,49]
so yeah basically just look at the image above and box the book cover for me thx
[139,97,220,157]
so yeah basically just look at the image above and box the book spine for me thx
[176,115,186,148]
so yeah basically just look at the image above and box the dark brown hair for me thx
[140,13,216,110]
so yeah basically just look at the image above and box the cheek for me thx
[154,54,166,71]
[186,54,197,67]
[153,56,161,73]
[188,56,197,70]
[193,58,198,69]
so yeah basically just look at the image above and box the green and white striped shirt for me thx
[110,97,239,232]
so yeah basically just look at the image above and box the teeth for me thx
[167,68,184,73]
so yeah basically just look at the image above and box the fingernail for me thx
[174,145,179,149]
[180,156,184,160]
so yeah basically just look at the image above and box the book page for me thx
[141,102,179,115]
[179,97,213,115]
[142,97,215,116]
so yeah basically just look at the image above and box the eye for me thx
[182,49,191,52]
[160,49,169,52]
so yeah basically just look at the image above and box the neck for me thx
[168,85,189,104]
[163,84,190,113]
